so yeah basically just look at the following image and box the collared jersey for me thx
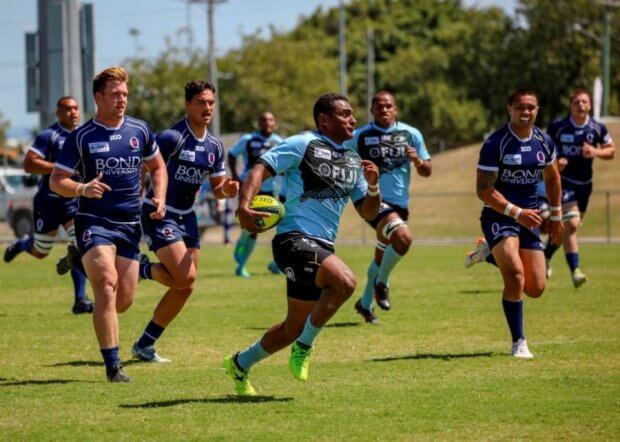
[28,122,77,200]
[55,117,158,223]
[547,116,612,185]
[258,131,368,242]
[346,121,429,208]
[146,119,225,214]
[229,131,283,192]
[477,124,555,209]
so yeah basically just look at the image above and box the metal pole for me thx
[602,7,611,117]
[339,0,347,96]
[366,27,375,123]
[187,1,194,56]
[605,191,611,244]
[207,0,221,137]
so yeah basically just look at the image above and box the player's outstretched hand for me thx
[546,219,564,245]
[360,160,379,186]
[516,208,542,229]
[237,204,269,233]
[149,196,166,220]
[81,173,111,199]
[223,177,240,199]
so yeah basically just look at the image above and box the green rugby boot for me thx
[289,341,313,382]
[223,354,257,397]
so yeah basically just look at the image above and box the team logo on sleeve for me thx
[129,136,140,151]
[82,230,92,243]
[88,142,110,153]
[536,151,546,165]
[586,133,594,143]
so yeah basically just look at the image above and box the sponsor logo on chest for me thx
[179,150,196,162]
[364,136,380,145]
[89,142,110,153]
[503,154,522,165]
[314,148,332,160]
[560,134,574,143]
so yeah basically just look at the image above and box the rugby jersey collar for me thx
[369,121,398,132]
[54,122,73,134]
[569,115,590,129]
[507,123,533,142]
[93,117,125,130]
[184,118,207,142]
[313,130,347,150]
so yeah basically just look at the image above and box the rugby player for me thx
[50,67,168,382]
[3,97,93,314]
[544,89,615,287]
[476,87,563,358]
[133,80,239,363]
[346,91,431,323]
[228,111,283,277]
[224,93,380,396]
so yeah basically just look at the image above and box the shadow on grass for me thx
[246,321,359,331]
[367,351,494,362]
[0,379,97,386]
[119,395,294,408]
[457,289,497,294]
[45,359,141,367]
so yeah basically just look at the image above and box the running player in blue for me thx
[3,96,93,314]
[133,80,239,363]
[50,67,168,382]
[476,87,563,359]
[228,111,284,277]
[223,93,381,396]
[347,91,431,323]
[544,89,615,287]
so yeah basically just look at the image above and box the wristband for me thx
[367,187,380,197]
[513,207,522,220]
[550,205,561,211]
[503,203,514,216]
[76,184,84,197]
[549,215,562,221]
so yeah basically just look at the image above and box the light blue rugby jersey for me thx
[229,131,283,193]
[257,131,368,242]
[346,121,430,208]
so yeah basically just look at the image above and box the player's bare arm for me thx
[407,145,431,177]
[356,160,381,221]
[542,161,564,244]
[238,163,272,232]
[51,169,111,199]
[24,151,55,175]
[210,175,240,199]
[582,140,615,160]
[144,152,168,220]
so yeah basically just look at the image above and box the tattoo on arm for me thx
[476,170,497,195]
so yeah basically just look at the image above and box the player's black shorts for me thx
[141,204,200,252]
[561,178,592,214]
[272,232,334,301]
[367,201,409,229]
[33,193,77,234]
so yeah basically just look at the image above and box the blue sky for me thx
[1,0,515,135]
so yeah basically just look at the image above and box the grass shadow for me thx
[119,395,294,408]
[45,359,141,367]
[367,351,494,362]
[457,289,497,294]
[0,379,97,386]
[325,322,359,328]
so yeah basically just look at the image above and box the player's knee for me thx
[116,297,133,313]
[175,286,194,300]
[505,270,525,292]
[524,284,545,298]
[171,267,196,289]
[335,273,356,300]
[391,230,412,254]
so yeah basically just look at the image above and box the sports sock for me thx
[137,320,165,349]
[71,268,87,302]
[360,261,379,309]
[376,245,403,285]
[236,340,270,371]
[565,252,579,272]
[139,259,153,280]
[100,346,121,369]
[502,299,524,342]
[297,315,322,347]
[236,231,256,269]
[544,239,560,260]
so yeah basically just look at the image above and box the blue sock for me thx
[360,261,379,309]
[565,253,579,272]
[236,231,256,269]
[297,315,322,347]
[376,245,403,285]
[71,268,87,302]
[13,237,34,256]
[139,260,152,280]
[137,320,165,348]
[100,346,121,369]
[236,339,270,371]
[544,239,560,260]
[502,299,524,342]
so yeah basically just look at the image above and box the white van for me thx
[0,167,38,237]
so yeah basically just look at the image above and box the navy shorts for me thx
[272,232,334,301]
[480,207,544,252]
[561,179,592,214]
[33,194,77,234]
[141,205,200,252]
[74,214,141,260]
[367,201,409,229]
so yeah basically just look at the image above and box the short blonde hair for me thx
[93,66,128,95]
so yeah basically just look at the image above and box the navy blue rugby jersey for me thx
[145,119,226,214]
[55,117,158,223]
[477,124,556,210]
[547,116,612,185]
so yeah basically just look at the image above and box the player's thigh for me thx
[82,245,118,288]
[115,255,139,307]
[155,241,196,281]
[519,248,546,297]
[315,254,356,293]
[491,237,524,286]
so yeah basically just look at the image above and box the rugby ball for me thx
[249,195,285,231]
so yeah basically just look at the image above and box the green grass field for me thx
[1,244,619,440]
